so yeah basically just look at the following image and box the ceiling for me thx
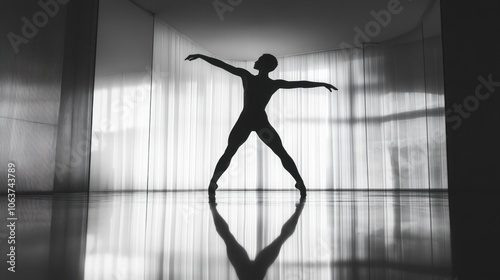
[132,0,437,60]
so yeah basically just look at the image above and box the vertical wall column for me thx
[54,0,100,192]
[441,0,500,278]
[0,1,67,193]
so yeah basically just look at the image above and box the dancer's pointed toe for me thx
[295,181,307,197]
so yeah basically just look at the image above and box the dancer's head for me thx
[254,54,278,73]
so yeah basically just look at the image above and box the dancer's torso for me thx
[240,75,279,119]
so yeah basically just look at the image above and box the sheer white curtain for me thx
[363,39,447,190]
[147,20,256,191]
[90,18,447,191]
[90,71,151,190]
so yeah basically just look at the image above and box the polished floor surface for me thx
[0,191,451,280]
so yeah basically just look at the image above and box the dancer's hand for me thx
[185,54,202,61]
[324,83,338,92]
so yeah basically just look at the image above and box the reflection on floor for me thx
[0,191,451,280]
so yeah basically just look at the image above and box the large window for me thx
[90,1,446,191]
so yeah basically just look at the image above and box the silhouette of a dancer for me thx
[209,198,305,280]
[186,54,337,197]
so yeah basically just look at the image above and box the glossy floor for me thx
[0,191,451,280]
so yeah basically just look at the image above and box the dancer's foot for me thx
[208,180,218,198]
[295,181,307,197]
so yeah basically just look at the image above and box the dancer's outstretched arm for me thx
[276,79,338,92]
[185,54,250,77]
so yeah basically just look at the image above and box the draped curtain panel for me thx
[90,18,447,191]
[90,71,151,190]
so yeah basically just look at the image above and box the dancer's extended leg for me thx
[209,121,251,196]
[253,201,305,274]
[257,122,306,197]
[209,204,251,274]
